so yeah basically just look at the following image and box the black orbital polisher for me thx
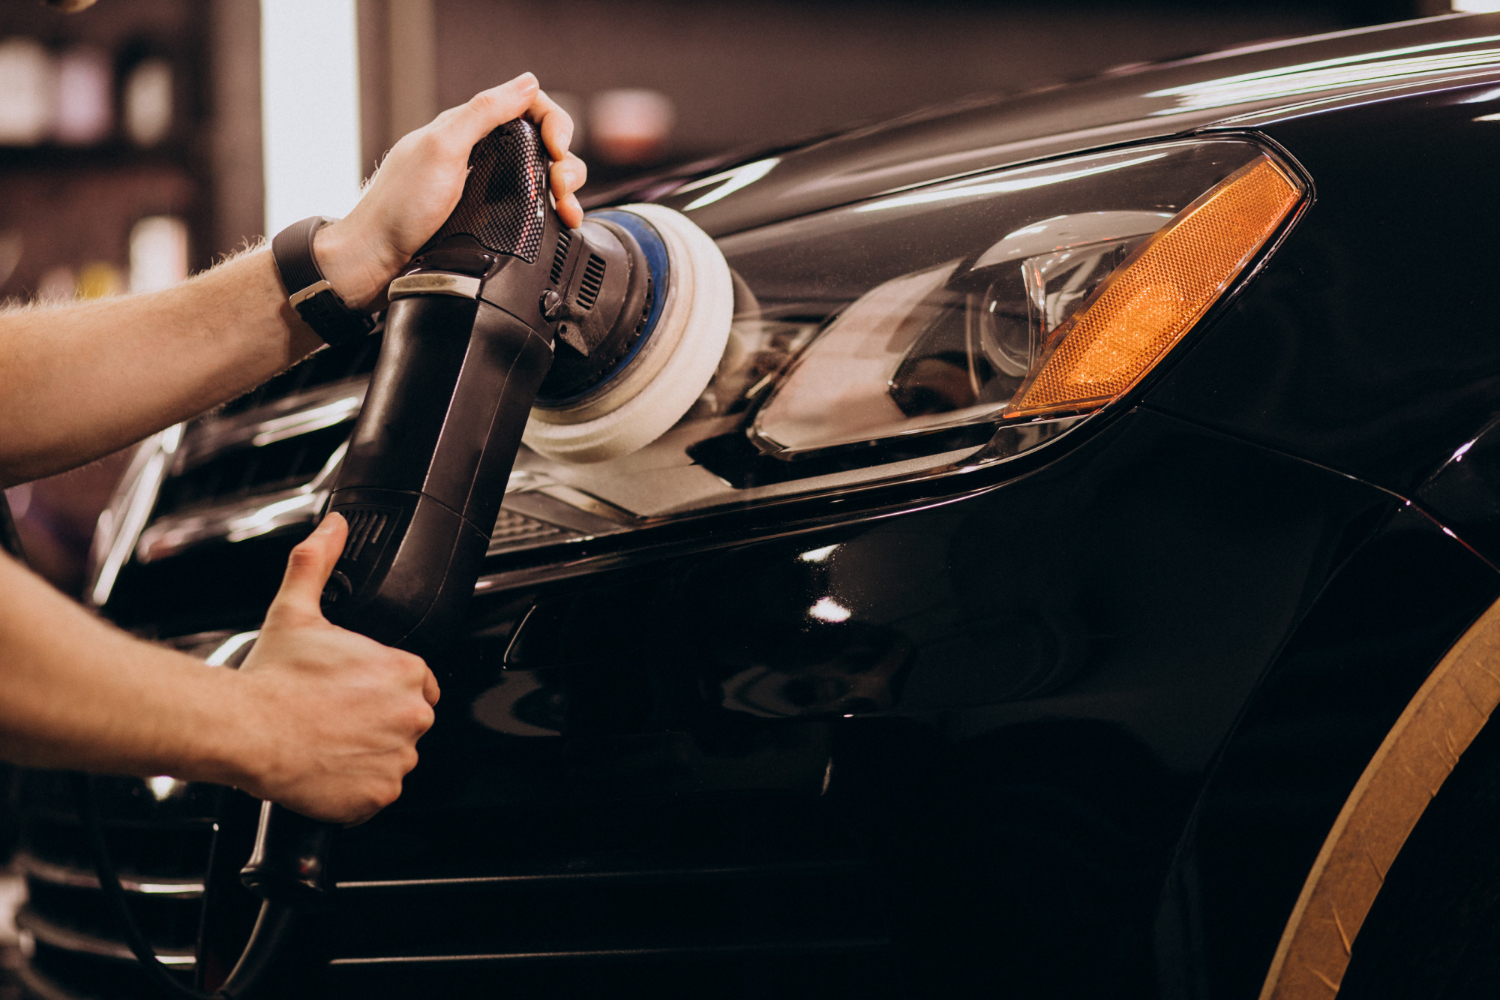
[321,123,729,650]
[94,118,732,999]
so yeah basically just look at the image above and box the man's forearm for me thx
[0,549,256,786]
[0,249,323,485]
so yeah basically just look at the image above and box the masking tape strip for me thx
[1259,594,1500,999]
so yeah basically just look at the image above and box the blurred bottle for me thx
[77,261,124,299]
[6,484,31,522]
[590,88,674,166]
[0,38,55,146]
[54,46,113,145]
[123,56,173,146]
[8,456,131,596]
[129,215,187,293]
[36,266,76,302]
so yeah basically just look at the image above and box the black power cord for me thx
[71,773,300,1000]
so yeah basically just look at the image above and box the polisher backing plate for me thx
[522,204,732,463]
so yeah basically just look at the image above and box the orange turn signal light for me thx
[1007,154,1304,420]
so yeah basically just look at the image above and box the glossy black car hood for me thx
[635,13,1500,236]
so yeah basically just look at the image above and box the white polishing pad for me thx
[522,203,732,464]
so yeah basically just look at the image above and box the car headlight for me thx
[501,137,1305,544]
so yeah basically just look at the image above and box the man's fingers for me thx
[557,193,584,229]
[433,77,582,228]
[550,153,587,201]
[532,89,575,162]
[446,72,541,149]
[422,667,441,708]
[269,513,346,618]
[441,76,579,169]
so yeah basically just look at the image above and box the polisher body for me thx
[324,293,553,650]
[318,120,648,652]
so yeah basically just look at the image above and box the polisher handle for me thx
[321,297,555,649]
[420,117,550,263]
[238,118,564,990]
[318,118,563,650]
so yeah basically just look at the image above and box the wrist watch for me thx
[270,216,376,348]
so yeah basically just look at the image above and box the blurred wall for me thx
[209,0,263,257]
[425,0,1381,179]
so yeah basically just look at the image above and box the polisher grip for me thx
[420,118,550,264]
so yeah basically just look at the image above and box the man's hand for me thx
[234,513,440,824]
[315,72,587,310]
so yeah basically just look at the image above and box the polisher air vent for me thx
[549,229,572,286]
[577,254,606,310]
[341,508,391,564]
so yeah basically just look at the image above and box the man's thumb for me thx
[270,513,347,618]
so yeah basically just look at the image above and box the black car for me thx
[18,12,1500,1000]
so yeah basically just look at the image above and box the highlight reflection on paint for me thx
[146,775,184,801]
[809,597,852,623]
[677,157,779,211]
[1148,35,1500,115]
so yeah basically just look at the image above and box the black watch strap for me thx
[271,216,376,348]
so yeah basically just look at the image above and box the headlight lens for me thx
[748,209,1173,458]
[1008,156,1302,418]
[502,138,1305,542]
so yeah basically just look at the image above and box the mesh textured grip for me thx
[422,118,548,263]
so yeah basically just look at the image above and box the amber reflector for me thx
[1007,155,1303,420]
